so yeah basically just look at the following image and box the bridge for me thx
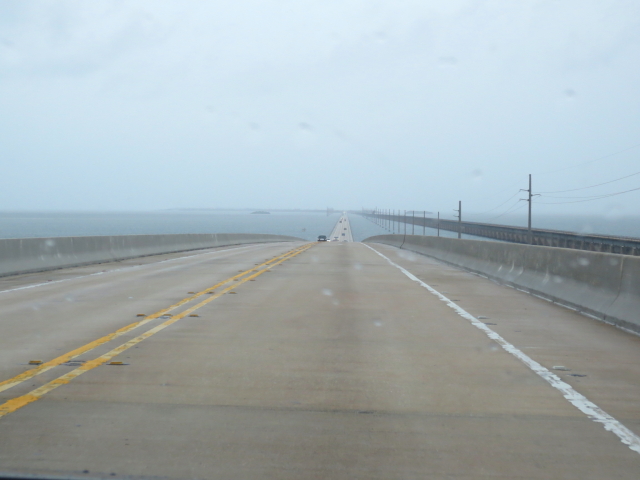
[1,215,640,479]
[361,209,640,256]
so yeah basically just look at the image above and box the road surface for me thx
[1,240,640,479]
[328,212,353,242]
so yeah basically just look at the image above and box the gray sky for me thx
[1,1,639,220]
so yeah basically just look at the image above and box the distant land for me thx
[166,208,334,213]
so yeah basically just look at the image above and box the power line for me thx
[495,201,527,219]
[487,198,526,221]
[467,177,528,203]
[484,197,522,221]
[538,170,640,194]
[462,162,638,219]
[543,190,637,199]
[465,190,521,217]
[535,142,640,176]
[537,186,640,204]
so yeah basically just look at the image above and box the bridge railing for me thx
[365,233,640,333]
[0,233,303,278]
[359,212,640,256]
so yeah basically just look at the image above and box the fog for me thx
[1,1,639,221]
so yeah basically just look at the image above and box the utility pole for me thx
[404,210,407,235]
[423,211,426,236]
[412,211,415,235]
[454,201,461,239]
[520,174,539,245]
[528,175,532,243]
[437,212,440,237]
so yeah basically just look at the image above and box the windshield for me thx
[1,2,640,479]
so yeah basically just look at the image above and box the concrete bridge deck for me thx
[1,226,640,478]
[328,212,353,242]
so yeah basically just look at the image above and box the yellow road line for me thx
[0,242,314,420]
[0,243,310,395]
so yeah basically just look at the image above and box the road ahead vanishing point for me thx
[1,215,640,479]
[328,212,353,242]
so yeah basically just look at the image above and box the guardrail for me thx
[0,233,303,277]
[360,212,640,256]
[365,234,640,334]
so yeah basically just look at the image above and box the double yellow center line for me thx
[0,242,315,419]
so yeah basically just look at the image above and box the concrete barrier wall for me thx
[0,233,302,278]
[365,234,640,334]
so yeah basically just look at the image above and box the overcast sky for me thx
[1,1,639,220]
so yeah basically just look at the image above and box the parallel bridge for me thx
[361,211,640,255]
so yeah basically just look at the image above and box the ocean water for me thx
[0,211,637,243]
[0,210,391,243]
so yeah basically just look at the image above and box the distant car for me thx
[334,236,338,240]
[317,235,327,241]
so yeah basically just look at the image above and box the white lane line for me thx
[0,243,274,295]
[364,243,640,455]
